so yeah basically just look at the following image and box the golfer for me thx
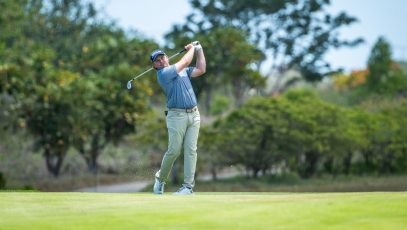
[151,41,206,195]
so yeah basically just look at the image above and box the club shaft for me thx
[131,67,153,81]
[168,48,186,59]
[130,48,186,82]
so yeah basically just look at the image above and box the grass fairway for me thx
[1,192,406,230]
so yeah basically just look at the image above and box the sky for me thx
[93,0,407,73]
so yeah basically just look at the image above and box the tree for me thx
[382,100,407,173]
[366,36,407,96]
[0,0,34,95]
[204,89,367,178]
[0,1,70,176]
[0,0,155,176]
[70,31,155,173]
[171,0,363,93]
[213,105,273,177]
[207,92,301,177]
[356,99,407,174]
[24,56,78,177]
[166,27,265,110]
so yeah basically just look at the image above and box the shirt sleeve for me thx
[186,67,195,79]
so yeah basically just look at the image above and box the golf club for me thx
[126,47,187,90]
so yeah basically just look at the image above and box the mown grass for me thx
[1,192,406,230]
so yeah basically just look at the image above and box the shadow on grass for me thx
[142,174,407,193]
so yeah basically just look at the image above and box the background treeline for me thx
[1,0,406,190]
[199,90,407,179]
[1,0,159,179]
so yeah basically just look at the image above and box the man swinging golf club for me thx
[151,41,206,195]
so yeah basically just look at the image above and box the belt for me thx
[168,106,198,113]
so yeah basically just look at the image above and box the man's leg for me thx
[159,111,187,180]
[182,111,200,188]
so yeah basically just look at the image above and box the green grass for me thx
[1,192,406,230]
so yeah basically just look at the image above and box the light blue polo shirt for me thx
[157,65,197,109]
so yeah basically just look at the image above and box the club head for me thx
[127,81,132,90]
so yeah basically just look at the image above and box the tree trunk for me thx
[232,78,245,107]
[88,152,98,174]
[44,148,66,177]
[77,134,103,174]
[210,163,217,181]
[88,134,101,174]
[205,84,213,114]
[251,166,260,178]
[299,151,319,178]
[323,157,334,174]
[343,151,352,175]
[362,150,373,172]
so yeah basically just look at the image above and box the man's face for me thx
[153,55,169,69]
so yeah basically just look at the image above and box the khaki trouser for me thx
[158,108,200,188]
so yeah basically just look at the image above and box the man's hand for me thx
[192,41,202,52]
[185,43,194,51]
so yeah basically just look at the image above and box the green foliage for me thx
[359,99,407,173]
[367,37,392,90]
[131,110,168,167]
[168,26,265,109]
[179,0,363,86]
[0,0,156,176]
[210,95,230,115]
[202,88,407,178]
[345,37,407,105]
[365,37,407,96]
[1,0,405,182]
[319,38,407,108]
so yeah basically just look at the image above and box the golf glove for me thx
[192,41,202,52]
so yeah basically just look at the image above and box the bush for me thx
[210,95,231,115]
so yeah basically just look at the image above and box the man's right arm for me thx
[175,44,194,73]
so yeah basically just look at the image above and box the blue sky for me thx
[93,0,407,73]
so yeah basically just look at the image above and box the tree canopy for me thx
[1,0,405,181]
[0,0,157,176]
[168,0,363,93]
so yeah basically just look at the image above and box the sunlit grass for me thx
[1,192,406,230]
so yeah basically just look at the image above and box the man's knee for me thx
[183,142,197,154]
[166,146,182,157]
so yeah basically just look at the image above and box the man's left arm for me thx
[191,44,206,78]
